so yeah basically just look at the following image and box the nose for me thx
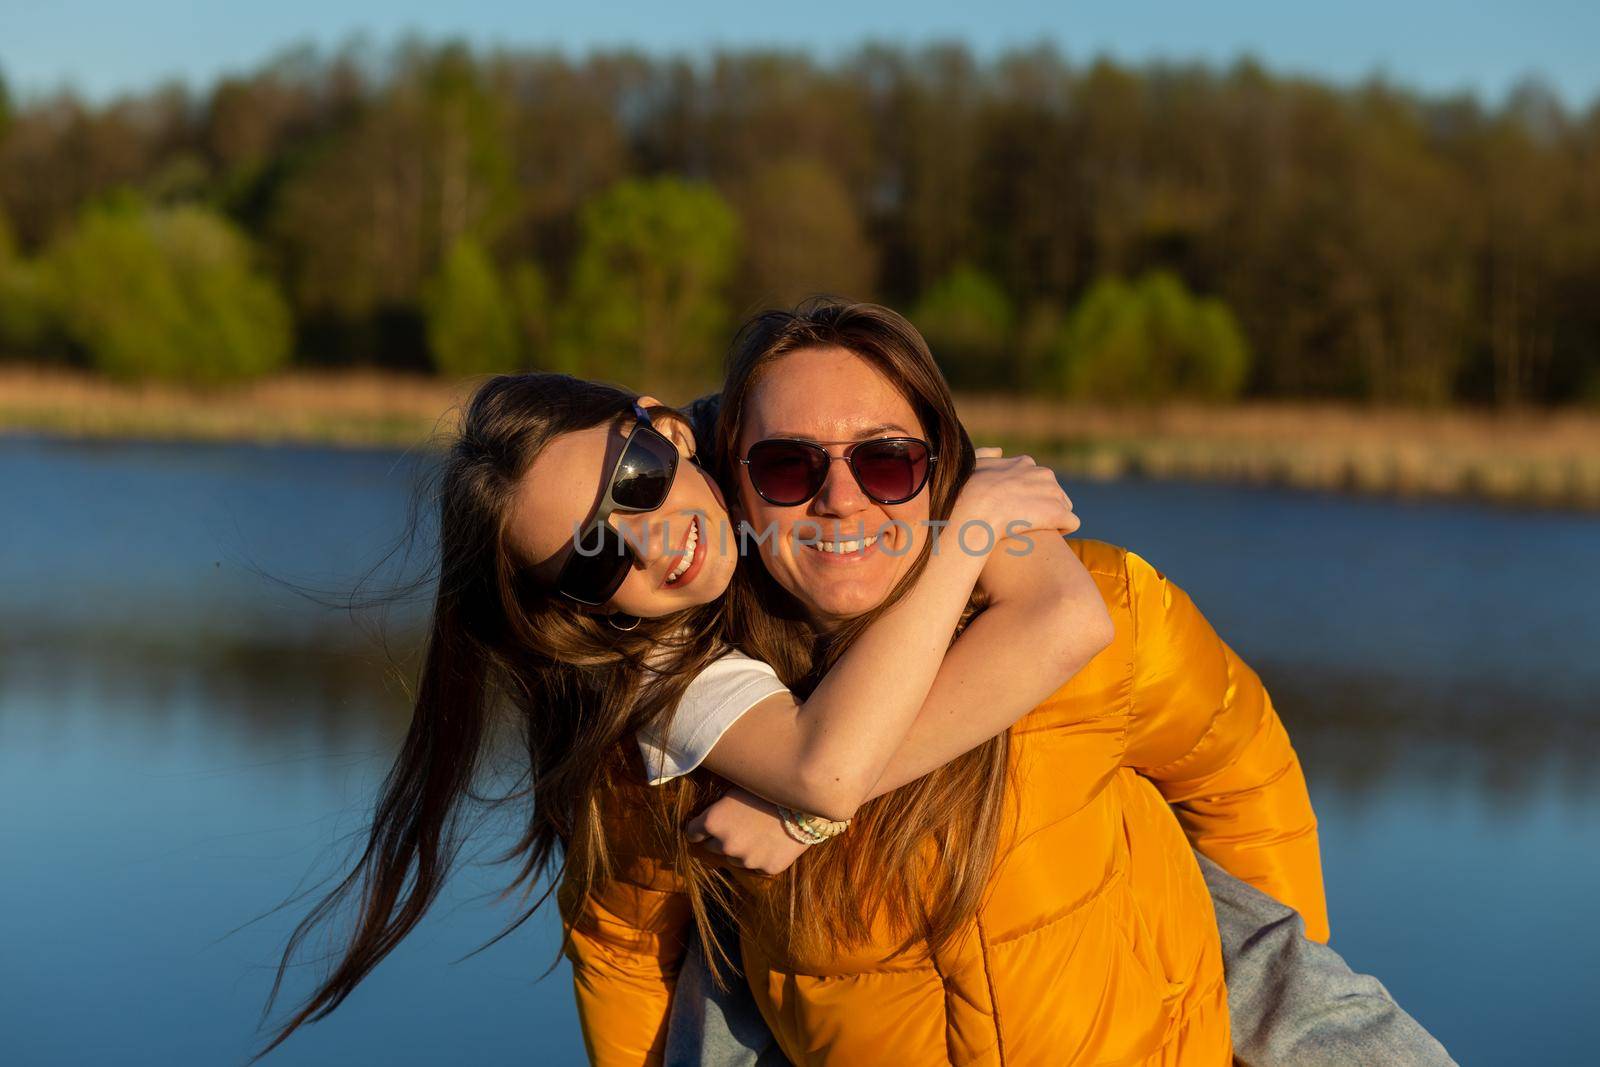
[809,453,868,518]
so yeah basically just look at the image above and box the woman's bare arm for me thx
[693,454,1068,820]
[700,526,1111,821]
[862,531,1110,798]
[685,534,1112,874]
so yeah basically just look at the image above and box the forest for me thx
[1,39,1596,406]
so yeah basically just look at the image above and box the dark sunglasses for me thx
[741,436,936,507]
[555,402,681,606]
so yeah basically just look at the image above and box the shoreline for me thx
[5,367,1599,511]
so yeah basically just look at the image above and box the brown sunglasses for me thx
[740,436,936,507]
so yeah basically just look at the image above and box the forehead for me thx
[744,345,923,441]
[507,422,618,571]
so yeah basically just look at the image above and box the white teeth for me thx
[811,535,878,555]
[665,517,698,584]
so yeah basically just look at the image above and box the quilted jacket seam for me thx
[974,910,1007,1066]
[985,861,1125,947]
[1140,630,1238,778]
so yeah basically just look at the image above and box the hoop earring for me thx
[606,611,641,632]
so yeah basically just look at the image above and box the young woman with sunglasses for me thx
[561,304,1457,1067]
[259,369,1114,1056]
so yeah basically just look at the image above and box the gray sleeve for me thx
[1200,852,1457,1067]
[664,928,785,1067]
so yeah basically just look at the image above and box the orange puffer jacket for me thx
[559,541,1328,1065]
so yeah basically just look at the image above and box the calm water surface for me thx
[3,436,1597,1064]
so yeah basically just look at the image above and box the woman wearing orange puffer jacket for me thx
[562,537,1327,1066]
[560,303,1331,1065]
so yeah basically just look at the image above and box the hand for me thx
[953,447,1079,552]
[684,787,813,877]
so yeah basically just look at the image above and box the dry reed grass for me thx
[957,395,1600,508]
[0,366,470,447]
[5,367,1598,508]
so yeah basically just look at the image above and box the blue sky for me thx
[2,1,1596,107]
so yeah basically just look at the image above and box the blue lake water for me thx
[3,435,1597,1064]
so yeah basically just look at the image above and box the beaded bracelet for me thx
[777,805,850,846]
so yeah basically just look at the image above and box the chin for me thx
[768,546,908,624]
[804,578,897,624]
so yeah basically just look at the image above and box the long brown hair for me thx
[258,373,730,1056]
[713,299,1012,962]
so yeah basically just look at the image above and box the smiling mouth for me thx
[804,534,880,558]
[663,515,701,586]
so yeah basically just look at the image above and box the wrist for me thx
[977,534,1071,597]
[938,504,1003,561]
[926,524,994,579]
[778,805,850,845]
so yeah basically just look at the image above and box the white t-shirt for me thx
[636,650,790,785]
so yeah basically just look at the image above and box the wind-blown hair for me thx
[258,373,729,1056]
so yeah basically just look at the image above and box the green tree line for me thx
[0,42,1596,404]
